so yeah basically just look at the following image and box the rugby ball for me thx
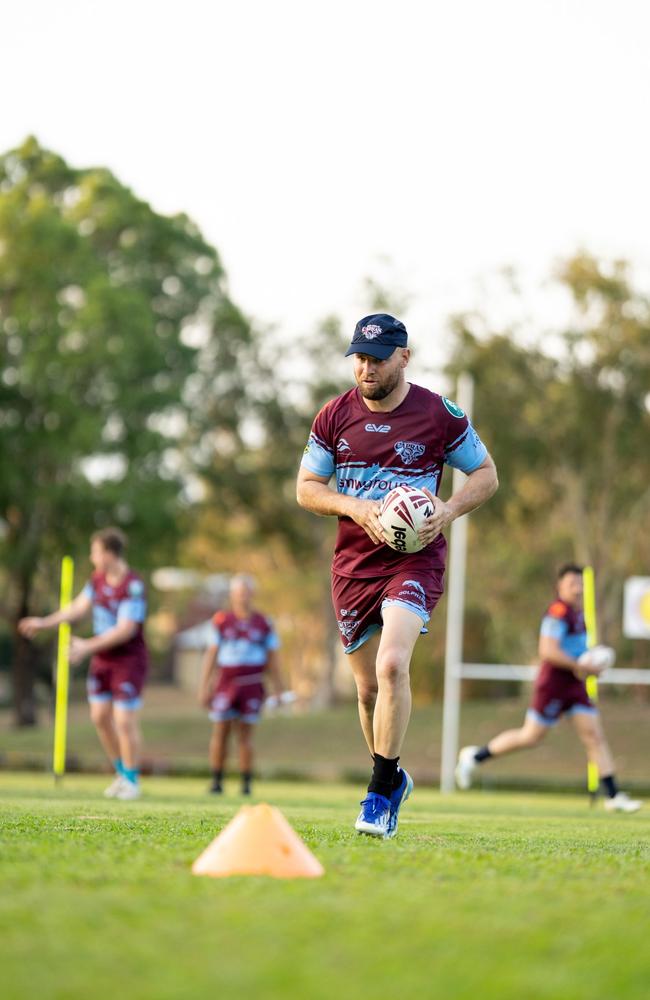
[578,645,616,672]
[378,485,435,553]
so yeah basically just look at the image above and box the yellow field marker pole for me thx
[582,565,599,805]
[53,556,74,783]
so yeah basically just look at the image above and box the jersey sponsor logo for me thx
[337,437,352,452]
[361,323,383,339]
[337,475,410,492]
[365,423,391,433]
[442,397,465,418]
[340,609,358,617]
[394,440,425,465]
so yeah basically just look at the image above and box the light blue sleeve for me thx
[117,578,147,623]
[444,423,488,473]
[540,616,569,641]
[266,627,280,651]
[301,433,335,478]
[82,582,94,600]
[212,625,221,645]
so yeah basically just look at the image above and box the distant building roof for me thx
[175,619,215,650]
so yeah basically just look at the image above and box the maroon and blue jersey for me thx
[82,570,148,662]
[530,599,594,724]
[301,384,488,577]
[211,610,279,676]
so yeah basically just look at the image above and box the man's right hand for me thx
[18,617,45,639]
[347,498,385,545]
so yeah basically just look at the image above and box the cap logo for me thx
[360,324,383,340]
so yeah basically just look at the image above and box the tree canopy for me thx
[0,137,250,721]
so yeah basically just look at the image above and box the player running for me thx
[198,574,286,797]
[455,563,642,812]
[297,313,498,838]
[18,528,148,800]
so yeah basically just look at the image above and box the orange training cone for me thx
[192,803,325,879]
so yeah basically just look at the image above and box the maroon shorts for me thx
[528,665,597,726]
[87,653,148,708]
[332,568,445,653]
[209,669,266,723]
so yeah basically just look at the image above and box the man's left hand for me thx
[417,489,454,545]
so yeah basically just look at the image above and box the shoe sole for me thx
[386,773,414,840]
[355,821,389,837]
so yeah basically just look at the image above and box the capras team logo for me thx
[365,423,391,433]
[337,437,351,452]
[394,440,425,465]
[361,324,383,339]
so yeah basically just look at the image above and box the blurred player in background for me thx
[199,574,286,796]
[456,563,642,812]
[19,528,148,800]
[297,313,498,838]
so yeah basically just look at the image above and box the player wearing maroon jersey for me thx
[19,528,148,800]
[456,564,642,812]
[297,313,498,838]
[198,574,286,796]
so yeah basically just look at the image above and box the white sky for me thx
[3,0,650,372]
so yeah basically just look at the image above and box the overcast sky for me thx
[3,0,650,366]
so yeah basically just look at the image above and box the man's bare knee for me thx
[114,711,136,736]
[376,648,409,686]
[90,703,112,729]
[357,681,378,710]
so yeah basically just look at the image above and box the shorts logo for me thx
[394,441,425,465]
[365,423,391,433]
[398,579,427,608]
[442,397,465,418]
[338,608,359,640]
[337,618,360,640]
[337,437,351,452]
[361,324,383,340]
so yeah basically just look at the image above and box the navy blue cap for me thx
[344,313,408,359]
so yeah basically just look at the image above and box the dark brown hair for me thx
[557,562,583,581]
[91,527,127,557]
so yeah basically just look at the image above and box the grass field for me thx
[1,773,649,1000]
[2,685,650,790]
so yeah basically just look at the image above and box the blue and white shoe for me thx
[355,792,391,838]
[386,767,413,839]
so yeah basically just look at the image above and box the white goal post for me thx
[439,374,650,793]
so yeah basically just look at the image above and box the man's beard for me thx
[357,368,401,400]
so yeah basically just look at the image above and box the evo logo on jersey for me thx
[365,423,391,433]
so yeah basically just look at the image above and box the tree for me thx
[0,137,250,723]
[446,253,650,667]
